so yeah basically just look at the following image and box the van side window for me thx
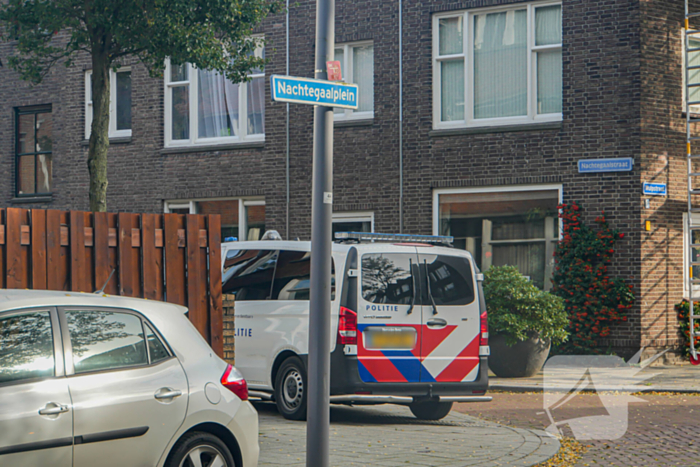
[361,253,414,305]
[222,249,278,300]
[423,255,475,306]
[272,250,311,300]
[272,250,336,300]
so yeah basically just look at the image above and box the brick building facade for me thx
[0,0,691,356]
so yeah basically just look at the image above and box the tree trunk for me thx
[87,51,110,212]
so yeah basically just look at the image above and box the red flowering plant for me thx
[551,203,635,353]
[675,300,700,357]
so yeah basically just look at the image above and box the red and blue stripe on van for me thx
[356,324,480,383]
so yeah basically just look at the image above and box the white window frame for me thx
[164,39,265,148]
[332,211,375,232]
[682,29,700,114]
[432,2,562,130]
[432,184,563,236]
[164,197,265,241]
[684,213,700,298]
[334,41,374,121]
[85,68,132,139]
[433,185,562,289]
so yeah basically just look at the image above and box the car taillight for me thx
[338,306,357,345]
[221,364,248,401]
[479,310,489,346]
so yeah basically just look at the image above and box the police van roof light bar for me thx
[334,232,454,245]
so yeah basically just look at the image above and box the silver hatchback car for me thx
[0,290,258,467]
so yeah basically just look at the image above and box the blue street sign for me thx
[643,182,667,196]
[578,157,633,173]
[270,75,359,109]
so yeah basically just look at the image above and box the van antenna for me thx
[94,269,116,294]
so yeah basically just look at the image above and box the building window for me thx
[684,31,700,113]
[684,213,700,298]
[164,41,265,147]
[433,3,562,129]
[165,198,266,241]
[85,69,132,139]
[433,186,561,290]
[334,42,374,120]
[15,106,53,197]
[332,211,374,238]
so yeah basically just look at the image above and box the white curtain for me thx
[473,10,527,119]
[353,45,374,112]
[439,17,463,55]
[247,77,265,135]
[441,60,465,121]
[198,69,239,138]
[536,5,562,46]
[537,52,562,114]
[536,5,562,114]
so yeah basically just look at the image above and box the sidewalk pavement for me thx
[489,364,700,393]
[256,402,560,466]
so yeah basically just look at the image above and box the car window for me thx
[423,255,475,306]
[66,310,148,373]
[222,249,278,300]
[145,323,170,364]
[272,250,336,300]
[361,253,415,305]
[0,311,55,384]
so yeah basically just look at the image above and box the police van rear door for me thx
[357,245,422,383]
[416,247,480,383]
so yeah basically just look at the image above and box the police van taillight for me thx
[479,310,489,346]
[338,306,358,345]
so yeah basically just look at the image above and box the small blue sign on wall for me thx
[578,158,634,173]
[643,182,667,196]
[270,75,359,109]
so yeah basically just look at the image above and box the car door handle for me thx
[426,318,447,327]
[155,388,183,400]
[38,403,69,416]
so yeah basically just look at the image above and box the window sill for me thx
[334,118,374,128]
[160,141,265,155]
[81,136,132,146]
[12,195,53,204]
[430,121,562,137]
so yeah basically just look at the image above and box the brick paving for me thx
[455,392,700,467]
[489,365,700,394]
[255,401,560,466]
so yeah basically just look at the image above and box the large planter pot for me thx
[489,333,551,378]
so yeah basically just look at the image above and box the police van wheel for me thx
[409,401,453,421]
[274,356,307,421]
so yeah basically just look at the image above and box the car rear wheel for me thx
[274,356,307,421]
[409,400,453,421]
[167,432,236,467]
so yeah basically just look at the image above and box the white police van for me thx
[221,232,491,421]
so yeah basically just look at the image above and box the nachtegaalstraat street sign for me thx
[270,75,358,109]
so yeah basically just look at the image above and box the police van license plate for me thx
[364,327,417,350]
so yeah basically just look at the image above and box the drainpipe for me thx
[398,0,404,233]
[285,0,291,239]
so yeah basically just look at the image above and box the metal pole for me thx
[307,0,334,463]
[398,0,403,234]
[285,0,290,240]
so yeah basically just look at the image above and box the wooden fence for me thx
[0,208,223,356]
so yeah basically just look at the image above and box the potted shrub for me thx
[483,265,568,377]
